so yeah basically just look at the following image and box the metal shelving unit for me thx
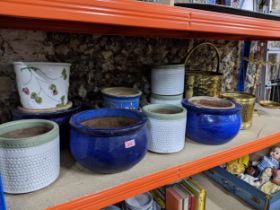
[1,1,280,209]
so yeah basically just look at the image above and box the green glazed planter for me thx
[0,119,59,148]
[0,119,60,194]
[142,104,186,120]
[142,104,186,153]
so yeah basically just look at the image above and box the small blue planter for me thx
[12,102,82,148]
[102,87,142,110]
[182,97,241,145]
[70,108,148,173]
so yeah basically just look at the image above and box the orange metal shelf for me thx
[0,0,280,39]
[47,133,280,210]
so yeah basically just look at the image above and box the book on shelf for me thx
[166,187,183,210]
[151,188,166,209]
[178,183,195,210]
[182,178,206,210]
[173,185,190,210]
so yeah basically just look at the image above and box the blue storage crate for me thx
[205,166,280,210]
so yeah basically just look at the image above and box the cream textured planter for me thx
[14,62,71,109]
[0,119,60,194]
[143,104,186,153]
[151,64,185,95]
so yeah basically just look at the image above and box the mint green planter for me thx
[142,104,186,153]
[0,119,60,193]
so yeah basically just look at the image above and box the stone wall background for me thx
[0,29,241,123]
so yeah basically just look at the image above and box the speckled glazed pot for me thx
[182,96,241,145]
[12,102,82,149]
[70,108,148,174]
[14,62,71,109]
[102,87,142,110]
[0,119,60,193]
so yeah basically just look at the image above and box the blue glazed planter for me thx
[69,108,148,174]
[0,175,6,210]
[102,87,142,110]
[12,102,82,148]
[182,97,241,145]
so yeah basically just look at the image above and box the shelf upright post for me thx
[237,40,251,92]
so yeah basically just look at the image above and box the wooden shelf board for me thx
[0,0,280,39]
[4,106,280,210]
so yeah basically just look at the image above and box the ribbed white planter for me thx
[150,93,183,106]
[143,104,186,153]
[151,64,185,95]
[14,62,71,109]
[0,119,60,194]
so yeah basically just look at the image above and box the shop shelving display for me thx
[1,0,280,209]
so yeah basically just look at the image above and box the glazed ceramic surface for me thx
[0,120,60,193]
[182,97,241,145]
[14,62,71,109]
[124,192,160,210]
[150,94,183,106]
[143,104,186,153]
[102,87,142,110]
[12,102,82,149]
[151,64,185,95]
[70,108,148,173]
[0,176,5,210]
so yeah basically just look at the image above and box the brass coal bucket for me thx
[220,92,256,129]
[184,42,223,98]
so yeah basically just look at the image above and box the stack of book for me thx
[151,177,206,210]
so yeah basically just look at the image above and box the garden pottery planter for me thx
[220,92,255,129]
[0,119,60,193]
[143,104,186,153]
[182,96,241,145]
[0,175,5,210]
[102,87,142,110]
[151,64,185,95]
[14,62,71,109]
[70,108,148,173]
[124,192,160,210]
[150,93,183,106]
[12,101,82,149]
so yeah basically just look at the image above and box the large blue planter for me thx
[182,97,241,145]
[12,102,82,148]
[69,108,148,174]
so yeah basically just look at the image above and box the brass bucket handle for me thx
[184,42,221,73]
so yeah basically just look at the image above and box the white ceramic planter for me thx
[125,192,160,210]
[150,93,183,106]
[14,62,71,109]
[151,64,185,95]
[143,104,186,153]
[0,119,60,194]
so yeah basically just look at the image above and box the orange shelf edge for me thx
[46,132,280,210]
[0,0,280,39]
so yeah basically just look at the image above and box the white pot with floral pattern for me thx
[14,62,71,109]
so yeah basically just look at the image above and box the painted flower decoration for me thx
[22,87,30,95]
[49,84,58,96]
